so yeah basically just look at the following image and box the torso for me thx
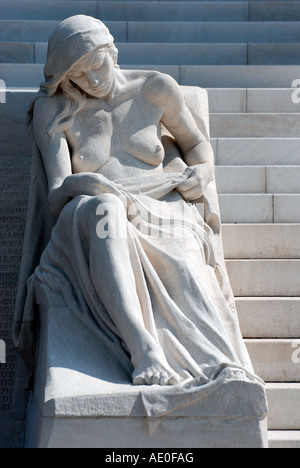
[65,70,166,182]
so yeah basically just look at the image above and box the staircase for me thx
[1,0,300,448]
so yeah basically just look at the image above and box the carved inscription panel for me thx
[0,156,31,447]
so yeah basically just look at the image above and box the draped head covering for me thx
[27,15,118,127]
[42,15,117,95]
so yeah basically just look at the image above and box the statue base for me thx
[25,284,268,448]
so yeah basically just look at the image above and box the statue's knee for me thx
[94,193,125,217]
[94,194,127,240]
[79,194,127,239]
[83,193,123,214]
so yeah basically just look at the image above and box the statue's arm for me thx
[153,74,215,201]
[33,97,120,218]
[33,97,75,217]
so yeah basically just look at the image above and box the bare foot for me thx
[132,350,182,386]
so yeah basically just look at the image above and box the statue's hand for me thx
[176,164,215,201]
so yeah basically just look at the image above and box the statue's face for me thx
[67,48,116,98]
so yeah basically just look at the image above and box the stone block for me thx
[219,194,273,223]
[274,195,300,223]
[25,284,268,448]
[99,1,249,22]
[268,431,300,448]
[226,259,300,297]
[0,42,34,64]
[128,21,300,43]
[181,65,300,88]
[210,113,300,138]
[236,298,300,338]
[0,90,37,155]
[34,42,47,64]
[248,43,300,66]
[207,88,246,113]
[246,340,300,382]
[0,0,98,20]
[0,64,44,88]
[266,384,300,430]
[247,88,299,113]
[222,224,300,259]
[215,166,265,194]
[117,43,247,66]
[217,138,300,166]
[0,20,127,42]
[250,1,300,21]
[267,166,300,194]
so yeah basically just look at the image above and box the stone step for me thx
[219,194,300,223]
[180,65,300,88]
[2,63,300,88]
[273,195,300,223]
[1,20,300,44]
[2,1,300,22]
[0,42,251,66]
[268,431,300,449]
[127,21,300,43]
[223,224,300,259]
[0,20,126,43]
[226,259,300,296]
[248,43,300,65]
[250,1,300,22]
[214,138,300,166]
[236,297,300,338]
[208,88,300,114]
[0,1,250,22]
[4,42,300,67]
[246,339,300,382]
[216,166,300,194]
[210,113,300,138]
[216,166,266,194]
[266,384,300,430]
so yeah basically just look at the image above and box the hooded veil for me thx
[13,15,257,386]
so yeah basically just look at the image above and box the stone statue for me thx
[14,15,259,389]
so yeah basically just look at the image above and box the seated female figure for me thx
[24,15,253,387]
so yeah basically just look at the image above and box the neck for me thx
[104,68,127,103]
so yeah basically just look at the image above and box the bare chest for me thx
[67,97,164,174]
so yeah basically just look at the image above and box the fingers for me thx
[177,175,200,192]
[177,184,202,201]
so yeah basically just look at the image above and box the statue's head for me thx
[30,16,120,137]
[42,15,119,97]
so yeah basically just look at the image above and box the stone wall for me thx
[0,91,34,448]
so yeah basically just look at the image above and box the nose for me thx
[87,70,100,86]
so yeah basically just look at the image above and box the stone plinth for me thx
[25,284,268,449]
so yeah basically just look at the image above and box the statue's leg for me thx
[79,193,181,386]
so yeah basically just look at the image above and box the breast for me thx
[125,126,165,166]
[71,138,111,173]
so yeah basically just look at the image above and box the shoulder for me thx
[32,95,64,137]
[143,71,184,109]
[33,95,64,123]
